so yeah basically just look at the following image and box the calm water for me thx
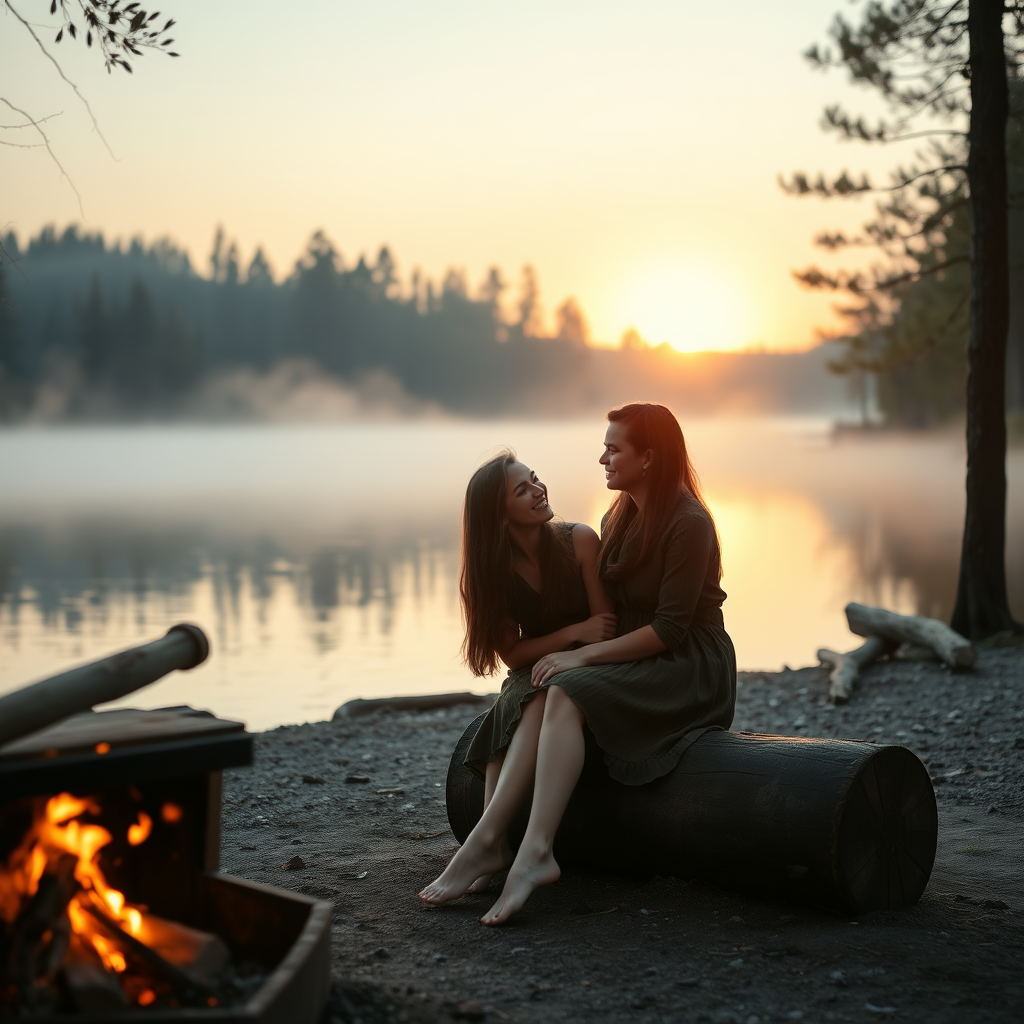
[3,419,1023,731]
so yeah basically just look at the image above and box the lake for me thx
[2,418,1022,731]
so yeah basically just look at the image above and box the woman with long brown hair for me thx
[420,404,736,925]
[421,449,616,895]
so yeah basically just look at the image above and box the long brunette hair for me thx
[460,450,578,676]
[599,403,720,582]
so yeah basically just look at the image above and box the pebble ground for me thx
[220,643,1024,1024]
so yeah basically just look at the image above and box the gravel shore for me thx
[220,643,1024,1024]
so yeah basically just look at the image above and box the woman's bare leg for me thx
[466,754,511,893]
[481,685,585,925]
[419,692,546,905]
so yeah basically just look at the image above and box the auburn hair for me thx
[460,450,579,676]
[598,403,720,582]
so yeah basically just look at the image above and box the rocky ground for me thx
[220,642,1024,1024]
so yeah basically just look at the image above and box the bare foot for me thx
[480,851,560,925]
[418,833,509,906]
[466,834,513,893]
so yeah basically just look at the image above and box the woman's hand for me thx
[531,649,588,688]
[569,612,617,646]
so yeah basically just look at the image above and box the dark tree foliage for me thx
[784,0,1024,639]
[0,225,597,418]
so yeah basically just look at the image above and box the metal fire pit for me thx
[0,706,331,1022]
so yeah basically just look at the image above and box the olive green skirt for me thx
[464,621,737,786]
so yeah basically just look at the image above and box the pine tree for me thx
[784,0,1024,639]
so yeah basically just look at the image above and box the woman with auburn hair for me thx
[420,404,735,925]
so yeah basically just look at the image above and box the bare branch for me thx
[0,97,84,217]
[4,0,117,160]
[0,112,62,129]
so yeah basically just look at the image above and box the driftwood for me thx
[447,717,938,914]
[333,692,494,720]
[845,602,975,669]
[817,636,898,704]
[0,624,209,749]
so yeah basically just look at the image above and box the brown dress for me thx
[465,495,737,785]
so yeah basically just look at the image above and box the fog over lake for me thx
[3,418,1022,731]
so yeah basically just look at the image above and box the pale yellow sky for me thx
[2,0,910,351]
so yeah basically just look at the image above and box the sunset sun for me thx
[616,265,754,353]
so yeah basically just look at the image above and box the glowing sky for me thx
[2,0,909,351]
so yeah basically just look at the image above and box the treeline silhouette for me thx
[0,225,851,420]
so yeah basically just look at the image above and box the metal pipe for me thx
[0,624,210,748]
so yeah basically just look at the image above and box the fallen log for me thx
[818,636,898,704]
[845,602,975,669]
[0,624,210,748]
[333,692,494,720]
[446,717,937,914]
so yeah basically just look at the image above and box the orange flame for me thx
[127,812,152,847]
[0,793,153,976]
[161,801,183,823]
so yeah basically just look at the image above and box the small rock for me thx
[729,957,744,968]
[330,757,350,765]
[432,952,447,961]
[282,855,305,870]
[452,1000,485,1021]
[645,966,658,975]
[345,775,371,784]
[728,915,744,923]
[982,899,1010,910]
[291,838,302,844]
[355,870,368,879]
[373,947,389,959]
[864,1004,897,1016]
[1013,736,1024,749]
[302,775,325,785]
[987,804,999,814]
[786,1013,804,1021]
[676,977,700,987]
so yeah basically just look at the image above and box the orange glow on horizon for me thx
[609,262,756,354]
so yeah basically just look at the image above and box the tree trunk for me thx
[951,0,1018,639]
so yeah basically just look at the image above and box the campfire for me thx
[1,790,236,1013]
[0,626,332,1021]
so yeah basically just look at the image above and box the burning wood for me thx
[1,790,228,1012]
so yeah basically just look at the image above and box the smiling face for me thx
[600,421,648,492]
[504,461,554,527]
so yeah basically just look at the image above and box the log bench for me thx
[446,715,937,915]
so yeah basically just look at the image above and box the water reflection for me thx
[1,420,1020,729]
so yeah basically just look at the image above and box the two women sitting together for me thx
[419,402,737,925]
